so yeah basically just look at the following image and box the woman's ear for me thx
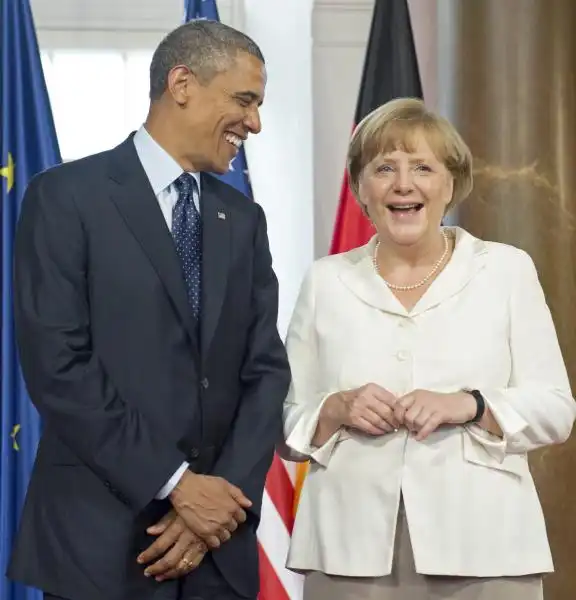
[445,175,455,208]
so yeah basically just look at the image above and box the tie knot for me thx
[174,173,198,199]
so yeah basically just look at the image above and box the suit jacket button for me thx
[201,377,209,389]
[189,448,200,459]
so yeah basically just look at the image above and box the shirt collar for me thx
[133,125,201,195]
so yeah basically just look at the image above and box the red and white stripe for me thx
[257,454,304,600]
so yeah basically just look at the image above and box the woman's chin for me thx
[382,222,428,247]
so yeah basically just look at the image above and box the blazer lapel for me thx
[200,175,231,361]
[411,228,487,316]
[338,236,408,316]
[107,137,200,361]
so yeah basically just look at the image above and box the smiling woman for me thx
[279,97,576,600]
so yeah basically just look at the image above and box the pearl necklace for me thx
[372,229,450,291]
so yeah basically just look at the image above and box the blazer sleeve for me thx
[466,249,576,457]
[13,172,186,512]
[278,264,345,468]
[210,204,291,520]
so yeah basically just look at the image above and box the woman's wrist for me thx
[312,393,345,447]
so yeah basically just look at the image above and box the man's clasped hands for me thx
[137,470,252,582]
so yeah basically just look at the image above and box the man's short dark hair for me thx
[149,20,264,101]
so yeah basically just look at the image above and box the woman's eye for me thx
[415,164,432,172]
[376,164,394,173]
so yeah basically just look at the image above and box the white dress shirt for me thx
[133,125,201,499]
[281,227,576,577]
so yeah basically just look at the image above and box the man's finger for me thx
[156,549,205,582]
[204,533,221,549]
[218,528,232,543]
[228,484,252,508]
[226,518,239,533]
[232,506,247,524]
[144,537,190,578]
[147,510,177,535]
[138,523,180,564]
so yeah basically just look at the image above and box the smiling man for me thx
[9,20,290,600]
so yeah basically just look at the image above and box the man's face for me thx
[174,51,266,174]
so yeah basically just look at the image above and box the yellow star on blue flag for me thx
[0,152,15,192]
[10,424,21,451]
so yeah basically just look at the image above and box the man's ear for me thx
[167,65,199,106]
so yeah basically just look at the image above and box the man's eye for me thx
[236,97,250,107]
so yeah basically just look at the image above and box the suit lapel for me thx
[200,175,231,361]
[107,137,200,361]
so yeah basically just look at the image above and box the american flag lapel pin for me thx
[217,211,226,220]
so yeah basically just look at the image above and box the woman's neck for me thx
[376,229,448,271]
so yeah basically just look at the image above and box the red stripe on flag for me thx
[330,170,375,254]
[264,454,294,533]
[258,542,291,600]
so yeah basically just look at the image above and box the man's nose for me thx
[244,106,262,135]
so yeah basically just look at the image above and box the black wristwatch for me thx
[464,389,486,423]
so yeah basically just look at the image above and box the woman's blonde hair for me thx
[347,98,473,211]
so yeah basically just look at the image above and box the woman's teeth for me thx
[388,203,424,212]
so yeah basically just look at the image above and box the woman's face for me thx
[358,131,454,247]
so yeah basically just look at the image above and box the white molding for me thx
[32,0,237,35]
[314,0,373,8]
[313,0,372,46]
[37,30,167,51]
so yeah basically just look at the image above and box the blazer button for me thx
[201,377,209,389]
[396,350,410,361]
[189,448,200,459]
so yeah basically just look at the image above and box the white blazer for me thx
[281,227,575,578]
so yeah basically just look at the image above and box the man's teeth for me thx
[224,133,242,148]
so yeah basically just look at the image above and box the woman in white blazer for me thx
[281,98,576,600]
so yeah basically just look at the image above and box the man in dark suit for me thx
[8,19,290,600]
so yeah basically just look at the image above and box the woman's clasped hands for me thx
[329,384,477,441]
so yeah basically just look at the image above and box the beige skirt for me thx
[303,502,543,600]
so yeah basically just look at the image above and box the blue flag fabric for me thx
[184,0,253,198]
[0,1,61,599]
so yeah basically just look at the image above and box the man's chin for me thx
[207,160,230,175]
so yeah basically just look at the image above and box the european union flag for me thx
[0,0,61,599]
[184,0,253,199]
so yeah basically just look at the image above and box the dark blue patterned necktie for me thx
[172,173,202,320]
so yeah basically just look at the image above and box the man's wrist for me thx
[169,469,195,504]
